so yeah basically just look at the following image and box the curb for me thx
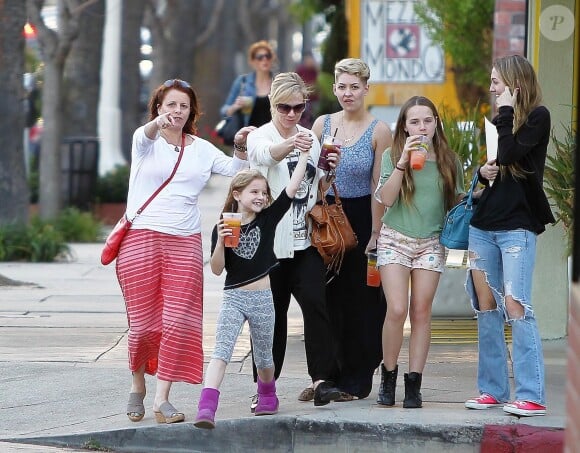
[1,417,486,452]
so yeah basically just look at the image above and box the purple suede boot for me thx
[194,387,220,429]
[255,377,279,416]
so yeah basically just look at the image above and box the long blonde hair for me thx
[493,55,542,132]
[493,55,543,179]
[390,96,459,211]
[221,169,273,213]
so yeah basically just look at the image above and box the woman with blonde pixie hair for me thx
[247,72,343,410]
[310,58,392,402]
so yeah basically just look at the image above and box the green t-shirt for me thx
[377,149,464,238]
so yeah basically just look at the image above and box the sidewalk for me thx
[0,176,568,452]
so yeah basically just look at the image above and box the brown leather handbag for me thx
[308,181,358,275]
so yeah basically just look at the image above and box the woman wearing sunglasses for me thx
[310,58,393,402]
[220,40,276,130]
[116,79,252,425]
[247,72,342,409]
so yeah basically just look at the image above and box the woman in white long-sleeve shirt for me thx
[117,79,251,426]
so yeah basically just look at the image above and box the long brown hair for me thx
[390,96,459,211]
[147,79,200,135]
[493,55,542,179]
[221,169,273,213]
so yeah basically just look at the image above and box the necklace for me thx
[161,131,181,152]
[339,112,362,145]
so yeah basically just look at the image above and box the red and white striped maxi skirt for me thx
[116,229,204,384]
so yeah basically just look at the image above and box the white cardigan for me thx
[247,122,324,259]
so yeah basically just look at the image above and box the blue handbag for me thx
[440,171,479,250]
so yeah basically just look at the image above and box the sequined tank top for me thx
[323,115,378,198]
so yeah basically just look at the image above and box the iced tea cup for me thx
[240,96,253,115]
[410,137,428,170]
[318,134,342,171]
[223,212,242,247]
[367,250,381,287]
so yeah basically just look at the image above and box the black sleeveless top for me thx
[249,96,271,127]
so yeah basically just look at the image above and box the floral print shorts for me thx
[377,225,446,273]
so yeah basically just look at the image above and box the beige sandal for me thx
[298,386,315,402]
[154,401,185,424]
[126,392,146,422]
[336,391,356,402]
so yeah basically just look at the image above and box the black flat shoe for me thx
[314,381,341,407]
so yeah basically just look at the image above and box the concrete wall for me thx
[528,0,576,339]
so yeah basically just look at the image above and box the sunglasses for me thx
[163,79,191,89]
[254,53,272,61]
[276,103,306,115]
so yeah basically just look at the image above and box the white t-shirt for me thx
[247,121,324,258]
[126,126,248,236]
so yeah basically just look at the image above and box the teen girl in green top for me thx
[374,96,464,409]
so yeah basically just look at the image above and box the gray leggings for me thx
[212,288,275,370]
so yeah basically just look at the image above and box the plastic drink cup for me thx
[367,250,381,287]
[318,135,342,171]
[223,213,242,247]
[410,136,429,170]
[240,96,253,115]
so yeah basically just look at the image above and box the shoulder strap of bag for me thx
[317,180,328,206]
[331,182,342,205]
[317,181,342,206]
[239,75,247,96]
[133,133,186,218]
[465,171,479,209]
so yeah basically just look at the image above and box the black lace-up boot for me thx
[377,364,398,406]
[403,372,423,408]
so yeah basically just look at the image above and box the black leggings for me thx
[252,247,338,382]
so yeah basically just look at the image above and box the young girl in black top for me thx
[194,148,310,429]
[464,55,554,417]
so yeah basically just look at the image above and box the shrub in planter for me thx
[54,207,102,242]
[439,103,487,189]
[0,220,69,262]
[95,164,129,203]
[545,122,575,254]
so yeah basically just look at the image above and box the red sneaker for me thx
[465,393,502,409]
[503,400,546,416]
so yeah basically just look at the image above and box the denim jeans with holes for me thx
[465,226,545,405]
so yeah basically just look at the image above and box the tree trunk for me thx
[63,0,105,137]
[0,0,30,225]
[120,0,145,161]
[39,61,65,219]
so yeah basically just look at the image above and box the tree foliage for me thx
[414,0,494,107]
[289,0,347,116]
[545,121,576,253]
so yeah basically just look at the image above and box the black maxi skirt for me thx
[324,193,386,399]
